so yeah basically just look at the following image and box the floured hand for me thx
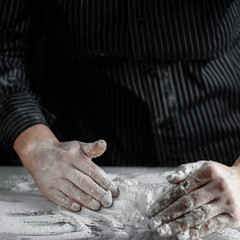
[147,160,240,239]
[14,125,118,212]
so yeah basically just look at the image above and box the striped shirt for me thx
[0,0,240,166]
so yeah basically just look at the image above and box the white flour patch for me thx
[0,171,171,239]
[0,168,240,240]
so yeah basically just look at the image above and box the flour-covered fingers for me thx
[149,181,218,228]
[176,214,236,240]
[91,165,119,197]
[147,173,207,218]
[66,168,113,208]
[167,161,207,184]
[45,189,82,212]
[57,179,101,210]
[147,161,209,218]
[156,202,222,237]
[75,159,118,198]
[77,141,119,197]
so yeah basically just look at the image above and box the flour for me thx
[0,170,171,239]
[1,168,240,240]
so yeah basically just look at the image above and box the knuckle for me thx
[190,228,200,239]
[75,191,91,204]
[209,218,220,231]
[215,178,229,192]
[177,184,188,196]
[204,164,220,179]
[201,204,211,216]
[75,194,84,203]
[65,141,80,157]
[180,218,191,229]
[71,140,81,149]
[176,214,194,229]
[181,196,193,209]
[204,221,212,232]
[73,172,84,185]
[87,162,99,177]
[226,193,236,206]
[182,178,191,190]
[190,192,201,206]
[54,191,65,202]
[49,190,70,208]
[55,180,66,192]
[194,209,205,221]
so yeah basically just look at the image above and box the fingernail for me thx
[146,201,161,218]
[146,208,154,218]
[167,173,177,182]
[157,223,172,237]
[71,202,81,211]
[167,170,186,182]
[98,169,119,198]
[109,182,119,198]
[101,190,113,208]
[98,140,107,146]
[90,199,101,210]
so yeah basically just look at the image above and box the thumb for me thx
[80,140,107,158]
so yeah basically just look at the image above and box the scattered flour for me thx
[0,170,171,239]
[0,168,240,240]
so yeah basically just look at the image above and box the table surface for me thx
[0,167,240,240]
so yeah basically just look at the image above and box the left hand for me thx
[147,160,240,239]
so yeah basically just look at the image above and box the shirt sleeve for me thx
[0,0,53,153]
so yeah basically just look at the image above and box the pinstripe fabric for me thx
[1,0,240,166]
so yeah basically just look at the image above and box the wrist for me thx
[13,124,58,164]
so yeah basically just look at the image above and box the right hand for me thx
[14,125,118,212]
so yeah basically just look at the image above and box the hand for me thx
[14,125,118,212]
[147,160,240,239]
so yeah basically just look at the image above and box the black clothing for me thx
[1,0,240,166]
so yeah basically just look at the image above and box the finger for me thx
[73,156,118,197]
[57,179,101,210]
[147,173,207,218]
[156,201,222,237]
[176,214,235,240]
[167,161,206,184]
[80,140,107,158]
[149,181,216,227]
[46,189,81,212]
[91,164,119,197]
[66,168,113,208]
